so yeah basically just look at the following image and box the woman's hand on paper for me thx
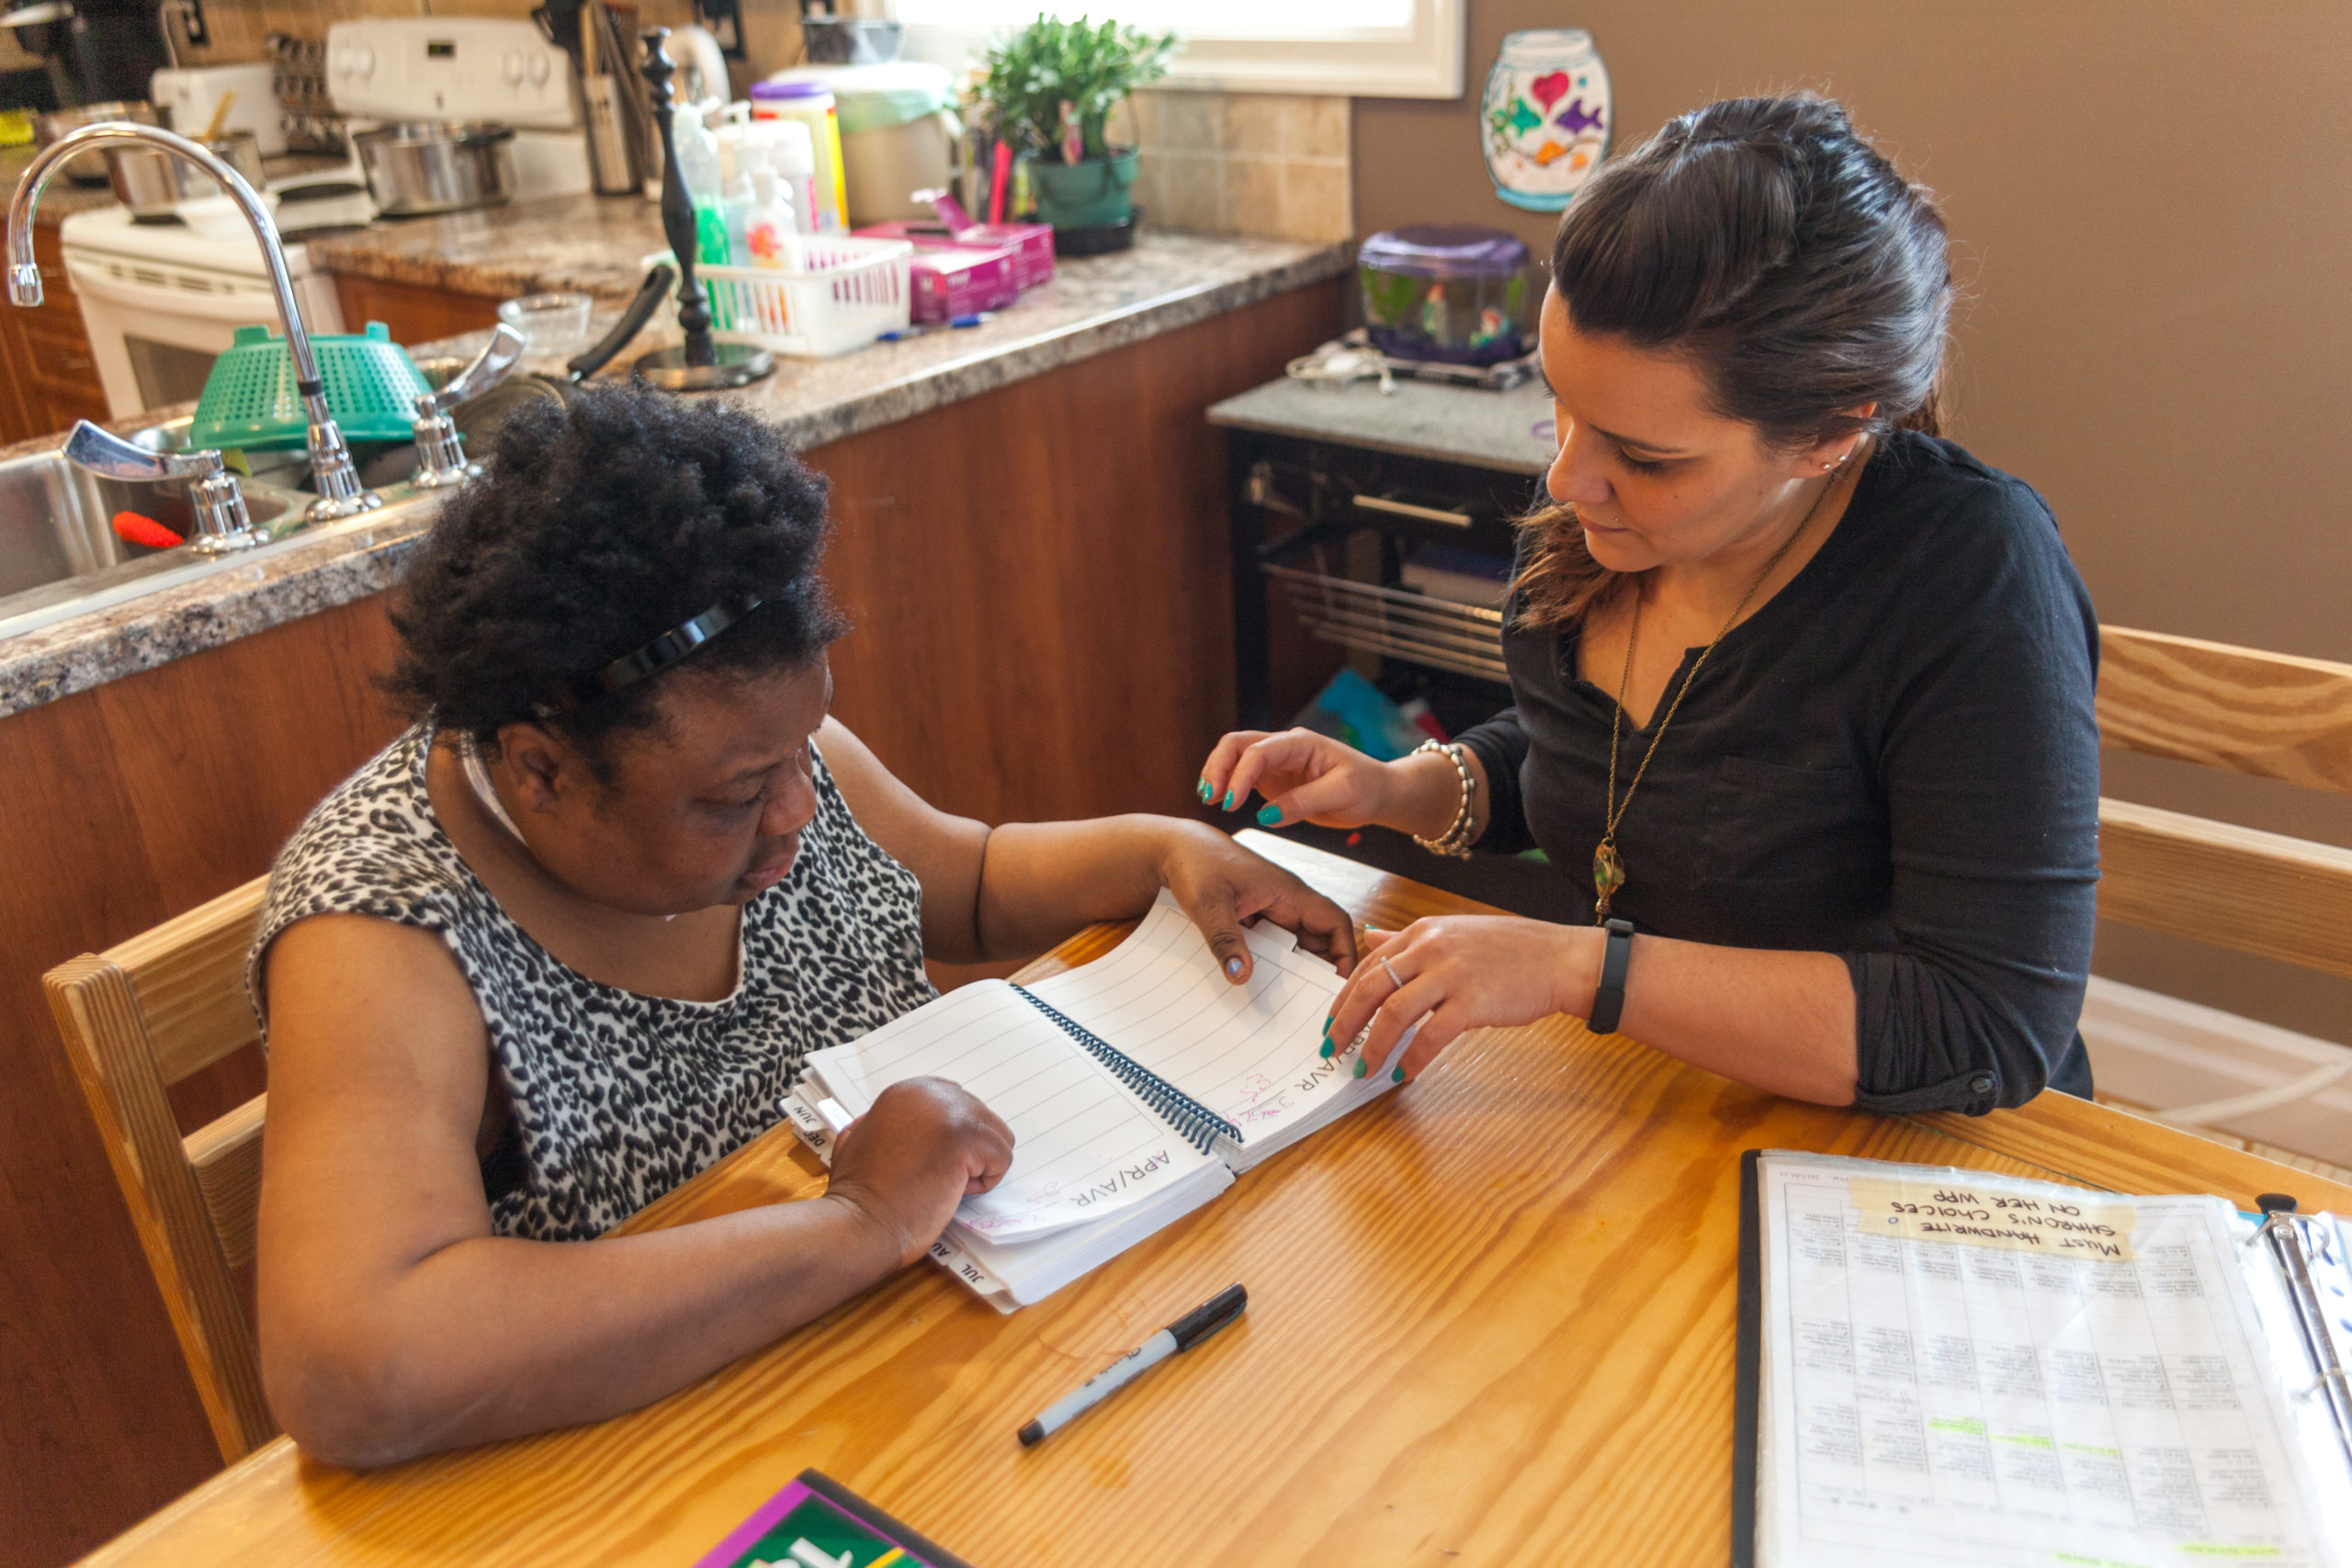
[1326,917,1602,1083]
[1157,822,1360,985]
[823,1077,1015,1269]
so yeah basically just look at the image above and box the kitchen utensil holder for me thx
[1262,562,1509,685]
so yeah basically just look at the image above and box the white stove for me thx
[60,203,347,419]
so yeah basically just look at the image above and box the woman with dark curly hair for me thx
[1204,94,2100,1113]
[251,386,1357,1467]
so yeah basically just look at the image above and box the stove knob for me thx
[329,44,349,77]
[502,51,524,85]
[356,42,376,78]
[526,51,549,86]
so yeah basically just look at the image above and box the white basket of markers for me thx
[650,234,913,359]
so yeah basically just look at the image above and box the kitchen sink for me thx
[0,435,297,601]
[0,419,438,647]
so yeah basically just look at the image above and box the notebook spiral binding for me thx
[1012,986,1243,1155]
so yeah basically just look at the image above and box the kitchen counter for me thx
[0,222,1351,717]
[0,143,119,225]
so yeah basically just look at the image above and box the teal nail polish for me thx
[1221,790,1238,811]
[1197,778,1212,803]
[1256,804,1282,827]
[1318,1041,1334,1059]
[1352,1057,1367,1078]
[1224,956,1244,978]
[1391,1066,1406,1084]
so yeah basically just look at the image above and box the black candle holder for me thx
[632,26,775,391]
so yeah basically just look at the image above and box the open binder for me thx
[1736,1149,2352,1567]
[780,892,1410,1310]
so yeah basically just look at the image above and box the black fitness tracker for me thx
[1589,917,1635,1035]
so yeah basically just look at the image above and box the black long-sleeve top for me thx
[1456,430,2100,1114]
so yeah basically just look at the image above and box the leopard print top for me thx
[248,724,937,1241]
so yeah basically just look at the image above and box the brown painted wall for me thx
[1354,0,2352,1045]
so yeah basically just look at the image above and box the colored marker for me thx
[1016,1284,1247,1447]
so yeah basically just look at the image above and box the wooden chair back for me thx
[43,876,275,1464]
[2095,626,2352,978]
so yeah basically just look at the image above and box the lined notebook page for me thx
[1757,1153,2352,1568]
[803,981,1216,1241]
[1024,893,1354,1145]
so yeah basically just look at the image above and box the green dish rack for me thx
[187,322,431,452]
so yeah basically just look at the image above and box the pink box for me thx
[908,243,1021,322]
[856,219,1057,292]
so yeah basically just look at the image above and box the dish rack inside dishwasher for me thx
[1262,562,1509,684]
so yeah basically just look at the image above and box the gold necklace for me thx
[1592,459,1851,921]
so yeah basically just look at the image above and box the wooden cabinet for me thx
[333,272,504,347]
[0,273,1342,1564]
[0,222,111,445]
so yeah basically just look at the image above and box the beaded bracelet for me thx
[1411,739,1476,859]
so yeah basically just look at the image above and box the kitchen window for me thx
[889,0,1464,98]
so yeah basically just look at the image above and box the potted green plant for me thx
[978,14,1177,233]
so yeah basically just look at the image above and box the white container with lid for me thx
[749,78,845,232]
[760,62,959,228]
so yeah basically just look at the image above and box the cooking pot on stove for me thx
[352,121,517,217]
[32,99,158,185]
[106,130,266,218]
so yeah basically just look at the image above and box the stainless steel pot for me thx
[105,131,267,218]
[353,121,517,217]
[34,100,159,186]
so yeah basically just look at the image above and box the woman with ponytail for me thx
[1201,94,2100,1113]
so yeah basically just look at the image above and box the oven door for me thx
[62,250,347,420]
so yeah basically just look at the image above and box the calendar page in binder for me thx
[1755,1153,2352,1568]
[1023,891,1381,1160]
[801,979,1220,1242]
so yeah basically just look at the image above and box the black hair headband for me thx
[531,598,763,717]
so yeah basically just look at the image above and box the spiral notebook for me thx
[780,892,1410,1310]
[1736,1149,2352,1568]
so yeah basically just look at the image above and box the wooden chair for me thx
[2094,626,2352,1124]
[43,877,275,1464]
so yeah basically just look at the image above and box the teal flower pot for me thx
[1027,148,1138,229]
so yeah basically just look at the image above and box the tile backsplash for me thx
[1122,89,1352,243]
[175,0,776,77]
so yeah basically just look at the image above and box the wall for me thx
[1354,0,2352,1051]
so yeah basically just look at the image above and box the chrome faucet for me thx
[409,323,526,489]
[64,421,267,555]
[7,122,381,526]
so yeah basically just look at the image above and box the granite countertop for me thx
[1208,376,1556,477]
[0,218,1351,718]
[308,192,672,301]
[1,142,120,226]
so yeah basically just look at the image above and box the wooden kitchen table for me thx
[79,833,2352,1568]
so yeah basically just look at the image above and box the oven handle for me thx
[1351,492,1476,529]
[62,254,286,326]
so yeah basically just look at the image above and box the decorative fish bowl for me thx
[1481,28,1611,212]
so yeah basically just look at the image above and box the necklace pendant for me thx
[1593,840,1626,918]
